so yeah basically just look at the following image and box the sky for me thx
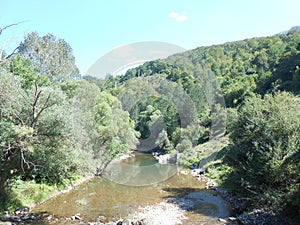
[1,0,300,75]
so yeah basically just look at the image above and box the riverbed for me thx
[33,153,232,224]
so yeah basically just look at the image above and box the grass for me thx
[0,174,84,212]
[1,179,58,211]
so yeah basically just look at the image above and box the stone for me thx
[47,215,53,221]
[21,214,30,220]
[228,216,236,221]
[97,215,107,223]
[218,218,227,223]
[30,214,37,220]
[14,210,21,215]
[157,154,170,164]
[179,170,189,175]
[199,168,205,175]
[2,211,10,221]
[133,220,145,225]
[75,214,82,220]
[9,216,21,223]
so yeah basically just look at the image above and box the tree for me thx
[225,92,300,211]
[17,32,79,83]
[0,69,78,193]
[61,79,101,173]
[94,92,139,175]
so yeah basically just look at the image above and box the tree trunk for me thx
[96,159,113,176]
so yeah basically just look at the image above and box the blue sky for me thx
[1,0,300,74]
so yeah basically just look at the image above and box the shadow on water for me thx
[162,187,232,217]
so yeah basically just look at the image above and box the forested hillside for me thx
[92,29,300,222]
[0,26,299,223]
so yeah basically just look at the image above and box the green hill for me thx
[93,29,300,222]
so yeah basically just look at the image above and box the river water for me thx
[34,153,232,224]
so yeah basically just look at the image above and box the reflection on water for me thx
[104,153,177,186]
[34,153,231,224]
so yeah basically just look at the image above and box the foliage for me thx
[1,26,300,220]
[61,79,100,172]
[0,178,57,211]
[0,69,81,192]
[176,139,198,166]
[94,91,139,174]
[164,30,300,104]
[0,31,89,204]
[9,56,51,89]
[225,92,300,213]
[17,32,79,83]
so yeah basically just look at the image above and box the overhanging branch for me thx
[0,21,28,36]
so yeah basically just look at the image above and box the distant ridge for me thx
[290,25,300,31]
[279,25,300,34]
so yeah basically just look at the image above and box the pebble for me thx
[98,215,107,222]
[218,217,227,223]
[179,170,189,175]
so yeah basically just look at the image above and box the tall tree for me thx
[0,66,79,193]
[17,32,79,83]
[94,92,139,175]
[61,79,101,172]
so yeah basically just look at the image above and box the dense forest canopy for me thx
[0,26,299,222]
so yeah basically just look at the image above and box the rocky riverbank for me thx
[1,155,292,225]
[0,201,200,225]
[188,167,294,225]
[0,175,95,225]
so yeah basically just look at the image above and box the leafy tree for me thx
[94,92,139,175]
[0,69,79,193]
[82,75,105,90]
[225,92,300,211]
[61,80,101,172]
[8,56,51,89]
[17,32,79,83]
[176,139,197,166]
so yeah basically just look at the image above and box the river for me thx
[33,153,232,224]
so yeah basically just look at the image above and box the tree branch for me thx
[0,21,28,36]
[5,46,19,59]
[30,92,52,127]
[20,149,34,172]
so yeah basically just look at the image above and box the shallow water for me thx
[34,153,232,224]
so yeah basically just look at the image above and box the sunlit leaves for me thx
[226,92,300,209]
[94,92,139,173]
[18,32,79,83]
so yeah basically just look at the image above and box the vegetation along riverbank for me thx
[0,24,300,224]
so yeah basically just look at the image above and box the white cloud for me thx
[168,12,188,22]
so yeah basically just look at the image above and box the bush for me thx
[225,92,300,213]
